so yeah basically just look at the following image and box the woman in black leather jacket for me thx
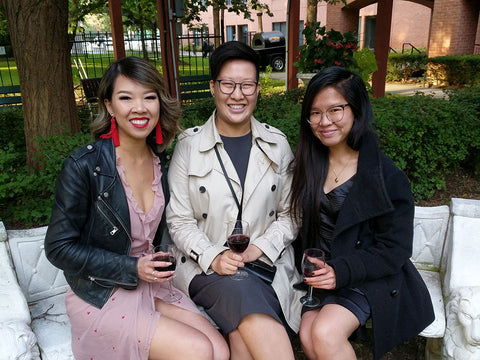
[45,57,228,360]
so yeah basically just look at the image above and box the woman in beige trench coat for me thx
[166,41,304,360]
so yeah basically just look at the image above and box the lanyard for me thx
[214,144,243,223]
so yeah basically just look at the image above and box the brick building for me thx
[185,0,480,57]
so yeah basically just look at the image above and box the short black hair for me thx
[209,41,260,81]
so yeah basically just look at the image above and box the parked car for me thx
[251,31,286,72]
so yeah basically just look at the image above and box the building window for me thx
[227,25,236,41]
[237,25,248,43]
[272,22,286,35]
[365,17,376,49]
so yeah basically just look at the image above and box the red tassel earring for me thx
[100,116,120,147]
[155,121,163,145]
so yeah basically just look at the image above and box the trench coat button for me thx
[390,289,399,297]
[87,145,93,150]
[202,213,208,219]
[181,256,186,263]
[269,210,275,217]
[166,154,171,160]
[199,186,206,193]
[103,192,109,198]
[193,127,199,132]
[271,185,276,191]
[264,124,270,129]
[355,240,362,248]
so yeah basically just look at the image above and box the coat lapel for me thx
[334,135,394,237]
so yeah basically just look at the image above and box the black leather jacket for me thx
[45,138,169,309]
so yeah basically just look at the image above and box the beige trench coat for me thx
[166,112,304,332]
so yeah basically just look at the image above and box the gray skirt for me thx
[189,272,287,334]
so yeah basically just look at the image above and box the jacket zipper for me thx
[96,197,132,243]
[91,197,134,286]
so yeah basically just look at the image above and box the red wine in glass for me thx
[302,262,318,277]
[154,254,176,272]
[153,245,182,303]
[227,234,250,253]
[300,248,325,307]
[226,220,250,280]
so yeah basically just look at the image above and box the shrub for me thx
[371,92,479,199]
[386,52,427,82]
[294,22,358,73]
[0,131,92,227]
[427,55,480,86]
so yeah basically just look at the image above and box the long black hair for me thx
[290,67,376,246]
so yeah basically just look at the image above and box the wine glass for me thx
[226,220,250,280]
[300,248,325,307]
[153,244,182,303]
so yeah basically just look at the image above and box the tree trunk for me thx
[213,3,221,47]
[307,0,318,24]
[0,0,80,171]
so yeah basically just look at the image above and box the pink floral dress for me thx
[65,152,200,360]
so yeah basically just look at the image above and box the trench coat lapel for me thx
[242,119,280,205]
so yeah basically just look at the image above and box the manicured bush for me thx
[427,55,480,86]
[387,52,427,82]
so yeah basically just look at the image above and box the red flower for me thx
[315,59,323,64]
[334,61,341,66]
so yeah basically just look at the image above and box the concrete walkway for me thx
[267,72,447,98]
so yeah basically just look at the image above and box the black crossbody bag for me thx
[214,145,277,284]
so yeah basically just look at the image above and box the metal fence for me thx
[0,30,222,104]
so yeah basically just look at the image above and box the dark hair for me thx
[90,56,180,152]
[209,41,260,81]
[289,67,376,240]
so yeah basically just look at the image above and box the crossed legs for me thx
[299,304,360,360]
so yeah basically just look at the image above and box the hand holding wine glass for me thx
[226,219,250,280]
[300,248,325,307]
[153,244,182,303]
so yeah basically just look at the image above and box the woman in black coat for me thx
[289,67,434,360]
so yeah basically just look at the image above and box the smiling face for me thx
[104,75,160,146]
[308,86,354,151]
[210,59,260,136]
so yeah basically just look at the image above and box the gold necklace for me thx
[331,156,354,183]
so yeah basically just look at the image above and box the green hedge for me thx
[427,55,480,86]
[1,87,479,227]
[387,52,428,82]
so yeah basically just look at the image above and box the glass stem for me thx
[308,285,314,300]
[168,279,174,295]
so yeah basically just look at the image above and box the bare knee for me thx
[187,333,215,360]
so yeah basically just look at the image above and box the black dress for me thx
[303,177,371,325]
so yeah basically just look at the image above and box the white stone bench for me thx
[1,198,479,359]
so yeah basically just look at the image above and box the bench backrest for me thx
[0,85,22,106]
[7,226,68,303]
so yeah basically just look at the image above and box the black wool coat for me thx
[300,133,435,359]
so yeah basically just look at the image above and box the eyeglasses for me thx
[307,104,350,125]
[215,80,258,96]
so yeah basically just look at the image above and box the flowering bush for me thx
[294,22,358,73]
